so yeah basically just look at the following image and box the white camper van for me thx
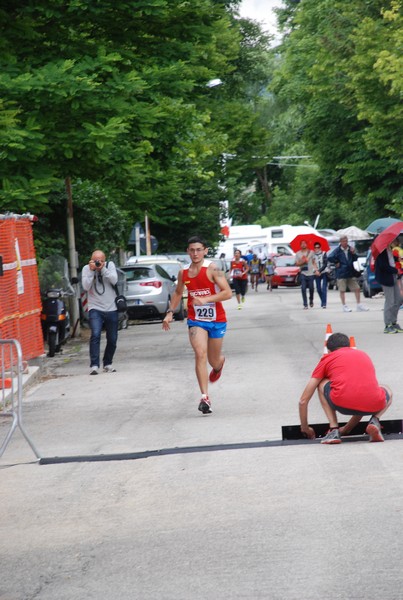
[216,223,321,259]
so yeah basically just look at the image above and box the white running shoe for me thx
[357,303,369,312]
[343,305,352,312]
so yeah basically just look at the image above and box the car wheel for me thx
[47,330,57,357]
[362,282,369,298]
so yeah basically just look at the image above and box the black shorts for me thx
[324,381,390,416]
[233,278,248,296]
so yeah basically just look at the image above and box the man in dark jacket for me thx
[375,238,403,333]
[327,236,368,312]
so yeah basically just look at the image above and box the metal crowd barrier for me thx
[0,339,40,459]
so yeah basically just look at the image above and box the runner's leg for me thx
[188,326,209,394]
[207,337,225,373]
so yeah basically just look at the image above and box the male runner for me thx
[162,235,232,414]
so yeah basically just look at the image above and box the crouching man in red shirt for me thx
[299,332,392,444]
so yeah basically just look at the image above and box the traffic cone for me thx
[0,378,12,389]
[323,323,333,354]
[349,336,357,349]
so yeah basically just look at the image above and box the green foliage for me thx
[269,0,402,228]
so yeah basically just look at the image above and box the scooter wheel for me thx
[48,330,57,357]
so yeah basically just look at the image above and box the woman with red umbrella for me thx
[295,240,317,309]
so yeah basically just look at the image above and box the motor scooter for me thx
[39,255,74,357]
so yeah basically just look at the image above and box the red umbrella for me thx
[371,221,403,259]
[289,233,330,253]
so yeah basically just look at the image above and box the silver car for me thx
[120,264,185,321]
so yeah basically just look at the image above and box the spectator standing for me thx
[295,240,317,309]
[231,249,249,309]
[265,256,275,291]
[375,238,403,334]
[313,241,329,308]
[81,250,119,375]
[299,332,392,444]
[327,235,368,312]
[249,254,261,292]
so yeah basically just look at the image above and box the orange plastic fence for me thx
[0,216,44,367]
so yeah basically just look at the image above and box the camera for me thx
[95,260,102,267]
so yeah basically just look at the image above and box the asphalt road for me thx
[1,286,403,599]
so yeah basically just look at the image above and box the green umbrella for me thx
[366,217,401,234]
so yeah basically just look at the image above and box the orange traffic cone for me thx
[0,378,12,389]
[323,324,333,354]
[349,336,357,349]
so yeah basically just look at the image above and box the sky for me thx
[238,0,283,41]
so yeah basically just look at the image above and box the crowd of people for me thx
[82,230,401,443]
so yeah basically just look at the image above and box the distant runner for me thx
[162,236,232,414]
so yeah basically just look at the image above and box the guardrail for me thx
[0,338,40,459]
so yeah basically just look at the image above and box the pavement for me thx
[1,287,403,599]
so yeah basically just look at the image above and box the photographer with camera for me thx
[81,250,119,375]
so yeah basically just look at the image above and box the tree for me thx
[270,0,403,227]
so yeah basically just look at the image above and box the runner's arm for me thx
[192,264,232,306]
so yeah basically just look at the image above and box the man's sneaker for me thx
[209,358,225,383]
[366,416,384,442]
[90,366,99,375]
[392,323,403,332]
[198,395,212,414]
[384,324,398,334]
[237,305,242,310]
[343,305,352,312]
[103,365,117,373]
[320,428,341,444]
[357,303,369,312]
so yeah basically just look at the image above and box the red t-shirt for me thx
[311,347,386,413]
[231,259,248,280]
[183,260,226,323]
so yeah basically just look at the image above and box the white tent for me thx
[336,226,373,240]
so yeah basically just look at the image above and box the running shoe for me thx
[343,305,352,312]
[198,396,212,414]
[320,428,341,444]
[357,303,369,312]
[366,416,384,442]
[90,366,99,375]
[392,323,403,332]
[103,365,117,373]
[209,358,225,383]
[384,324,398,334]
[237,305,242,310]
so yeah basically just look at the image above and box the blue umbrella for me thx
[366,217,401,234]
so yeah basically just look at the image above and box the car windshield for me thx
[275,256,296,267]
[122,267,154,281]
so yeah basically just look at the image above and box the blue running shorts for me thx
[187,319,227,338]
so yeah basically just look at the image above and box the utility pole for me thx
[65,176,80,336]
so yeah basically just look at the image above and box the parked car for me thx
[271,255,301,288]
[362,250,383,298]
[125,257,188,314]
[167,253,189,265]
[125,254,170,265]
[120,264,185,320]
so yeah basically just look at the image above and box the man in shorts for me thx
[327,235,368,312]
[162,236,232,414]
[299,332,392,444]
